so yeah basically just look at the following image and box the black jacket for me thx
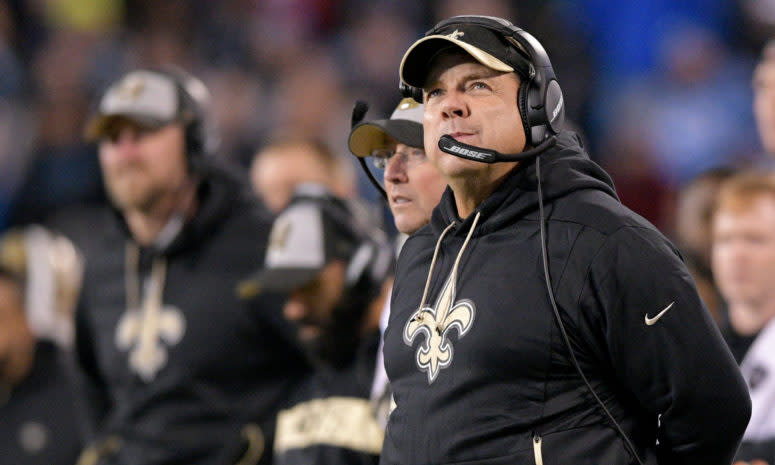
[0,342,82,465]
[381,132,750,465]
[73,162,309,465]
[274,331,383,465]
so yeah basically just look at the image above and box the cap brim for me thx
[400,35,514,89]
[237,267,320,299]
[348,119,424,157]
[84,113,167,142]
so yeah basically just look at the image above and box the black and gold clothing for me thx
[274,331,382,465]
[73,163,309,465]
[382,132,750,465]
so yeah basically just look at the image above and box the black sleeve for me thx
[586,226,751,465]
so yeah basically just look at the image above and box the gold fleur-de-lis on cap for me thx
[447,29,464,40]
[116,75,145,101]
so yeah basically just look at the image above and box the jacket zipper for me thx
[533,434,543,465]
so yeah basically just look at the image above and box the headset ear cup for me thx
[400,81,423,104]
[161,67,217,172]
[412,87,423,104]
[518,80,532,147]
[543,79,564,136]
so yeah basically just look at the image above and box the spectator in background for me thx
[7,30,106,228]
[72,67,307,465]
[337,3,424,117]
[673,167,737,323]
[206,68,267,167]
[597,21,759,194]
[250,137,356,214]
[712,171,775,361]
[239,187,393,465]
[754,39,775,159]
[0,227,84,465]
[711,171,775,465]
[267,49,352,151]
[348,97,447,424]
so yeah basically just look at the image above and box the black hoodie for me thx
[73,161,309,465]
[381,132,750,465]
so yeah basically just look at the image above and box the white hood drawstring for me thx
[414,211,481,331]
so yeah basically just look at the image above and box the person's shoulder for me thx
[399,223,436,253]
[407,222,435,240]
[556,189,658,238]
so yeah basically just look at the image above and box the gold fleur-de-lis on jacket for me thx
[403,273,475,384]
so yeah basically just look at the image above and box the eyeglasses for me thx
[370,147,427,170]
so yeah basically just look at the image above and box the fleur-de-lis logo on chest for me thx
[115,287,185,382]
[403,272,475,384]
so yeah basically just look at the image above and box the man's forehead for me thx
[423,51,507,87]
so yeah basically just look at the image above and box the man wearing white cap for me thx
[349,97,447,425]
[381,15,750,465]
[72,67,308,465]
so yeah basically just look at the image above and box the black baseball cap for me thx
[238,185,375,299]
[399,19,531,89]
[348,98,424,157]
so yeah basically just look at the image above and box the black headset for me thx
[152,67,219,171]
[400,15,564,148]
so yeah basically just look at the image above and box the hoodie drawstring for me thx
[124,242,167,314]
[415,211,481,325]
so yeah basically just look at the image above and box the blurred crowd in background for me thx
[0,0,773,237]
[2,0,775,464]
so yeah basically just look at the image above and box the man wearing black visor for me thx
[381,15,750,465]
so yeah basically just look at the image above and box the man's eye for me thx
[409,149,426,160]
[425,88,442,100]
[470,81,489,90]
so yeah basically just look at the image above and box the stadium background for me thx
[0,0,771,238]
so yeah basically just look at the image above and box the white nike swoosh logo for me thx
[645,301,675,326]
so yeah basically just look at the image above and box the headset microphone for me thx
[350,101,388,200]
[351,101,369,129]
[438,134,557,164]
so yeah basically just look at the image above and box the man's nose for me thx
[440,91,469,119]
[384,154,408,184]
